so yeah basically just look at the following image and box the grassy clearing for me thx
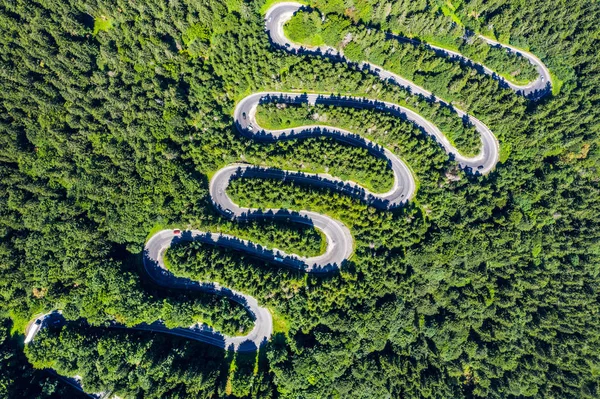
[162,247,172,270]
[495,70,535,86]
[550,70,564,96]
[499,143,511,163]
[270,308,291,335]
[439,2,464,26]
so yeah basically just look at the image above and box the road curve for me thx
[266,2,551,100]
[235,91,498,174]
[136,3,519,350]
[143,230,273,350]
[387,32,551,99]
[24,1,535,365]
[476,35,551,98]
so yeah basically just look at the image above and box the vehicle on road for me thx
[274,256,284,262]
[173,229,181,235]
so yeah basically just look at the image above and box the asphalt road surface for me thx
[24,1,553,367]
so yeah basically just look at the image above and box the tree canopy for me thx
[0,0,599,398]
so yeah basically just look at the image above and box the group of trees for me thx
[255,100,481,165]
[286,3,539,86]
[0,0,598,398]
[0,318,87,398]
[199,217,325,258]
[254,104,399,192]
[24,323,275,398]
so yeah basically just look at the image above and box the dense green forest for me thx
[24,323,275,398]
[1,0,599,398]
[285,5,540,85]
[0,318,88,398]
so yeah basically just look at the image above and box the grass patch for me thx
[499,143,511,163]
[318,229,327,255]
[162,247,172,270]
[270,308,291,335]
[420,34,460,52]
[550,70,564,96]
[439,2,464,26]
[10,311,32,337]
[495,70,535,86]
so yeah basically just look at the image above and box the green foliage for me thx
[255,101,480,167]
[293,3,539,86]
[459,37,539,84]
[0,0,599,397]
[183,24,210,45]
[92,16,111,35]
[25,325,275,398]
[207,218,326,258]
[0,318,87,398]
[254,105,396,192]
[284,10,324,46]
[342,41,365,62]
[183,23,210,58]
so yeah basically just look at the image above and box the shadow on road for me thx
[236,93,489,178]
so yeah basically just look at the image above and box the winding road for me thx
[266,2,551,99]
[25,0,552,363]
